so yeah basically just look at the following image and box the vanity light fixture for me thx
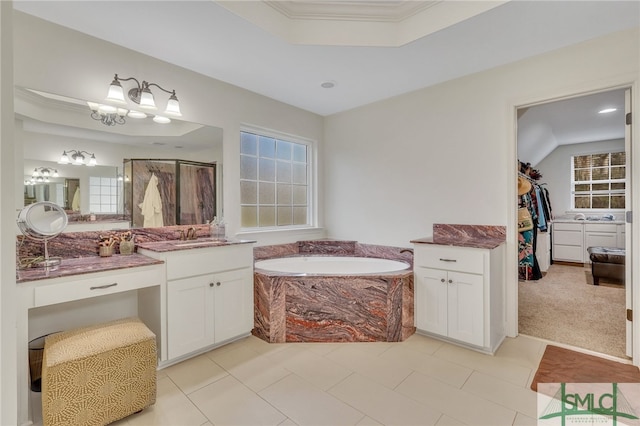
[32,167,59,179]
[87,102,128,126]
[59,150,97,167]
[105,73,182,118]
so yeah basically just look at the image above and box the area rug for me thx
[531,345,640,392]
[519,264,626,358]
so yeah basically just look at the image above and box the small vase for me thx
[119,241,135,255]
[99,246,113,257]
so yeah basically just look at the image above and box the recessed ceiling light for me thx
[599,108,617,114]
[320,81,336,89]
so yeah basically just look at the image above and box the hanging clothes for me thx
[518,190,543,281]
[138,173,164,227]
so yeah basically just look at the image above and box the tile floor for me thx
[95,333,549,426]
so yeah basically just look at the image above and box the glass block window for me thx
[240,130,310,229]
[572,151,626,209]
[89,176,118,213]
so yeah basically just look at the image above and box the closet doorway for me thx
[516,87,632,359]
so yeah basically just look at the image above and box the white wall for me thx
[324,28,639,247]
[534,139,625,215]
[0,2,17,424]
[12,11,326,244]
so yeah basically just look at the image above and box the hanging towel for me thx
[138,173,164,227]
[71,187,80,211]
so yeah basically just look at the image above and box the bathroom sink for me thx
[171,239,228,247]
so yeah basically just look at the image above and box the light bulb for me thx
[106,77,126,103]
[164,93,182,116]
[139,88,157,109]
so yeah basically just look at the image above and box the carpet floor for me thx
[531,345,640,392]
[519,263,627,359]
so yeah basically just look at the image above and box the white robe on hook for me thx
[138,173,164,227]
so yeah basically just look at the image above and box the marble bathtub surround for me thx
[253,240,415,344]
[254,240,415,266]
[16,224,211,260]
[411,224,506,249]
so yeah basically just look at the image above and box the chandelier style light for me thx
[87,102,128,126]
[105,73,182,124]
[59,150,97,166]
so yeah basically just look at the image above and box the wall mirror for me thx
[15,86,223,228]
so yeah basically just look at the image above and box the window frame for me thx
[570,151,626,211]
[239,125,315,231]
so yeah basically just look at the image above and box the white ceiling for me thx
[517,89,628,167]
[12,0,639,158]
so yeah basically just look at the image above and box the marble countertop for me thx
[16,254,164,283]
[552,219,625,224]
[136,238,256,253]
[411,236,506,250]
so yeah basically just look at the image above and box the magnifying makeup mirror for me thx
[17,201,68,268]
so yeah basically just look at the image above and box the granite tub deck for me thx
[253,240,415,343]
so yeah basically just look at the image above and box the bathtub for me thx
[253,255,415,343]
[254,256,410,275]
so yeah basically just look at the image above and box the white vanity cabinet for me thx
[552,222,584,263]
[139,243,254,363]
[552,221,626,263]
[167,268,253,359]
[413,243,505,354]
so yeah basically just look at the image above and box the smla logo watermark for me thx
[538,383,640,426]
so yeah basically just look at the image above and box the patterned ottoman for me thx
[42,317,157,425]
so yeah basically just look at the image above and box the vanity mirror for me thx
[16,87,223,228]
[17,201,68,267]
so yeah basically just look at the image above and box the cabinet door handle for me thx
[448,279,453,284]
[90,283,118,290]
[439,258,457,262]
[209,282,214,287]
[216,282,221,286]
[440,278,445,283]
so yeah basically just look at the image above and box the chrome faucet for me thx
[400,248,413,255]
[186,227,197,240]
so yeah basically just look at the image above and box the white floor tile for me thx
[260,374,365,425]
[396,371,516,426]
[494,336,545,370]
[270,345,354,390]
[207,344,291,392]
[325,345,413,389]
[461,371,538,418]
[513,412,537,426]
[126,376,208,426]
[189,374,287,425]
[162,353,228,394]
[433,343,533,387]
[329,373,442,426]
[435,415,466,426]
[379,345,473,388]
[401,333,446,355]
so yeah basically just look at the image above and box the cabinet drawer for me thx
[414,245,485,274]
[553,222,583,231]
[553,230,583,246]
[553,245,584,263]
[34,265,164,307]
[584,223,617,233]
[166,244,253,280]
